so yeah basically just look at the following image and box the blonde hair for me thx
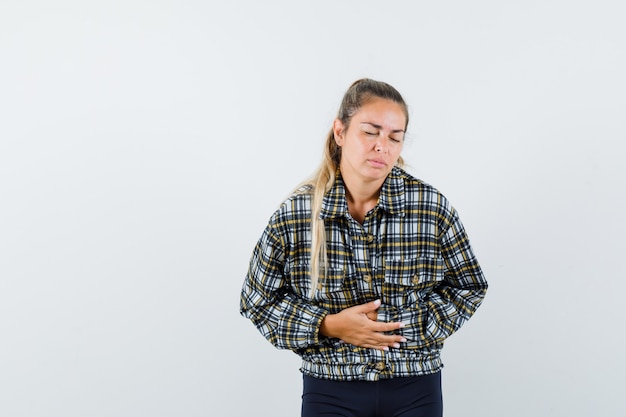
[298,79,409,297]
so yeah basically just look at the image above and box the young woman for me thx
[240,78,488,417]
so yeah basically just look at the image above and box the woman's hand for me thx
[319,299,406,351]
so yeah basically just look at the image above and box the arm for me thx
[240,222,328,350]
[387,209,488,348]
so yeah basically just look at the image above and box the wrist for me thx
[319,313,337,338]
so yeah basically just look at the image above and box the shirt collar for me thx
[319,167,406,220]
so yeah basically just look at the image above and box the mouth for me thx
[368,159,386,168]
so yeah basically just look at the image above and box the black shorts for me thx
[301,372,443,417]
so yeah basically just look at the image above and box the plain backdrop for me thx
[1,1,625,416]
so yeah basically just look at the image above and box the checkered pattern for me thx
[240,166,488,381]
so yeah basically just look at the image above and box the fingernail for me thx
[383,346,389,351]
[398,322,406,328]
[400,337,407,343]
[392,343,400,348]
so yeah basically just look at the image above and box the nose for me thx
[375,137,387,153]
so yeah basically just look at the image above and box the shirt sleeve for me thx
[392,208,488,348]
[239,219,329,351]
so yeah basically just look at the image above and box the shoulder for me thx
[392,166,456,218]
[268,185,313,226]
[392,167,449,202]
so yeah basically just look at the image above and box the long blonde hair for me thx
[299,79,409,297]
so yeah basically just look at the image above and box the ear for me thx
[333,119,345,146]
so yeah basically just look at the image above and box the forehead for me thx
[351,98,407,129]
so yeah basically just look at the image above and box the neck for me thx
[341,171,384,224]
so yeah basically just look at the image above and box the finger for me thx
[371,321,405,332]
[355,299,381,314]
[363,343,390,351]
[381,335,408,346]
[365,340,406,351]
[366,336,407,350]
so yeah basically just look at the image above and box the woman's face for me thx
[334,97,406,186]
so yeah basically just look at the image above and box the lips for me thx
[368,159,386,168]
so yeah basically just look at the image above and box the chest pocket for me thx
[286,263,346,301]
[382,257,445,307]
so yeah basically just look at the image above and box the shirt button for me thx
[412,274,420,284]
[375,361,386,371]
[317,283,323,290]
[366,234,375,243]
[363,274,372,282]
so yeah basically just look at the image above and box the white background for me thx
[1,1,625,416]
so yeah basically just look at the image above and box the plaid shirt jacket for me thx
[240,167,488,381]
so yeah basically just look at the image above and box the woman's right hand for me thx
[319,299,406,351]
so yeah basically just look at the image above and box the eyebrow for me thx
[360,122,405,133]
